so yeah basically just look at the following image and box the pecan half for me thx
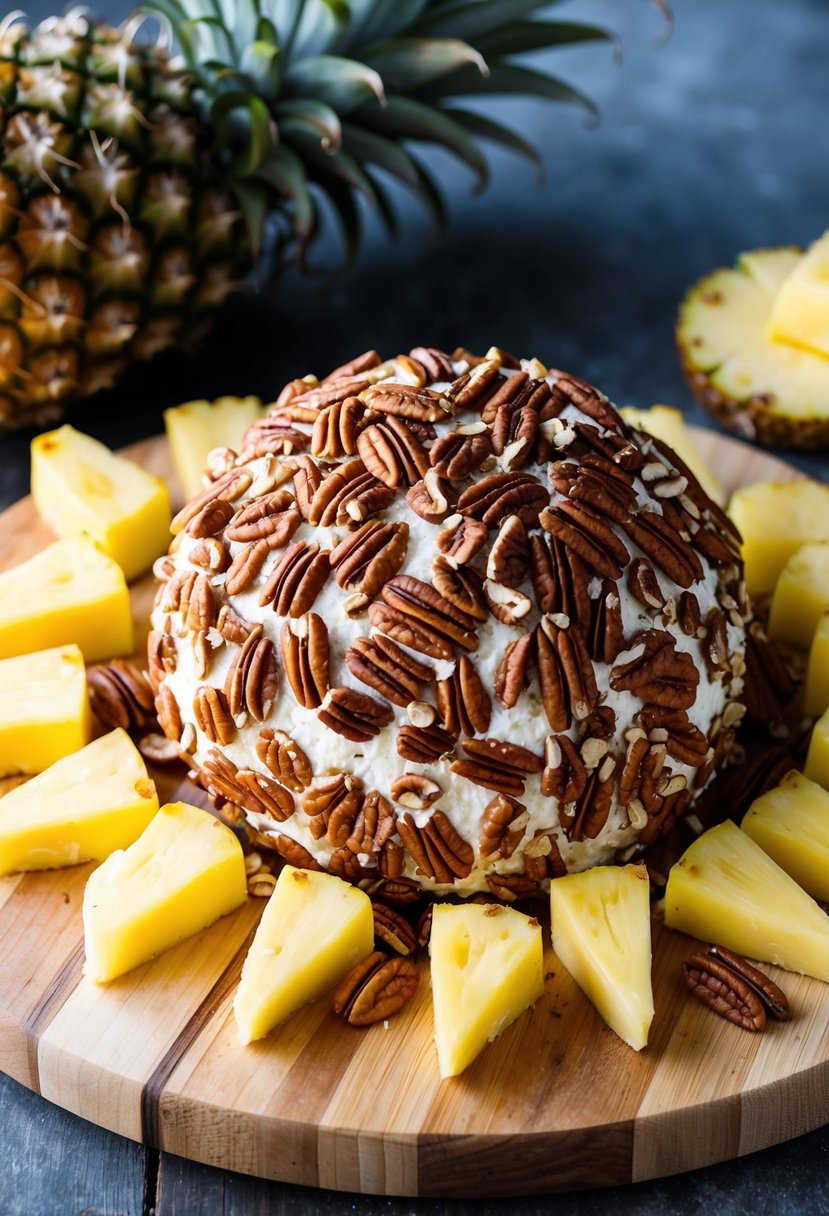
[301,772,364,844]
[536,616,598,731]
[224,539,271,596]
[372,903,418,955]
[397,810,474,883]
[629,558,665,611]
[610,630,700,710]
[185,497,235,539]
[346,633,432,706]
[457,471,547,529]
[743,622,794,722]
[225,493,302,549]
[170,468,252,535]
[683,950,767,1032]
[308,457,395,527]
[322,349,382,383]
[256,727,312,791]
[236,768,295,821]
[311,395,364,458]
[193,684,235,745]
[436,514,489,568]
[484,577,533,627]
[541,734,587,802]
[639,705,710,767]
[88,661,155,732]
[429,426,493,480]
[224,627,277,723]
[397,722,455,763]
[406,471,455,524]
[286,454,322,520]
[485,872,540,901]
[436,655,491,737]
[708,946,790,1021]
[617,509,703,589]
[451,736,543,797]
[539,500,629,580]
[189,537,230,573]
[590,581,625,664]
[333,952,419,1026]
[280,612,329,708]
[523,830,567,881]
[479,793,529,860]
[217,604,255,643]
[318,686,394,742]
[148,625,177,691]
[259,540,330,617]
[486,514,529,588]
[362,381,453,423]
[330,520,409,598]
[494,631,535,709]
[368,575,478,660]
[559,756,616,842]
[432,558,488,622]
[347,789,395,856]
[357,415,428,487]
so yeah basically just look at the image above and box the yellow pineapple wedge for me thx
[665,820,829,981]
[805,706,829,789]
[550,864,654,1051]
[0,536,133,662]
[620,405,725,507]
[742,771,829,902]
[233,865,373,1044]
[0,729,157,876]
[0,644,90,775]
[31,425,171,583]
[766,231,829,358]
[164,396,265,501]
[728,480,829,596]
[768,541,829,648]
[803,612,829,718]
[429,902,543,1079]
[83,801,246,983]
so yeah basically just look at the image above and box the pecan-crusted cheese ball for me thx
[149,346,750,898]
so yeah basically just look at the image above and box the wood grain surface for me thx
[0,431,825,1199]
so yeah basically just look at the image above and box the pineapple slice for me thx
[727,480,829,596]
[0,729,157,875]
[804,706,829,789]
[550,864,654,1051]
[429,902,543,1079]
[30,425,171,582]
[677,246,829,448]
[742,771,829,903]
[766,231,829,358]
[83,801,246,983]
[234,865,373,1044]
[164,396,264,501]
[0,536,133,662]
[803,611,829,719]
[0,644,90,776]
[664,820,829,981]
[620,405,725,506]
[768,541,829,648]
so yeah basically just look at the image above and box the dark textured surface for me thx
[2,0,829,1212]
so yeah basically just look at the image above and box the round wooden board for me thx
[1,428,826,1199]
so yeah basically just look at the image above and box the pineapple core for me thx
[429,902,543,1078]
[0,536,133,662]
[164,396,264,501]
[0,644,90,775]
[233,865,374,1044]
[665,820,829,982]
[550,864,654,1051]
[0,729,158,875]
[83,801,246,983]
[31,425,171,582]
[728,479,829,596]
[620,405,725,507]
[766,231,829,358]
[768,542,829,649]
[742,771,829,903]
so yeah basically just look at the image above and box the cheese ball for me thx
[150,345,749,898]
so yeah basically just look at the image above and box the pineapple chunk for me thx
[728,480,829,596]
[804,706,829,789]
[0,729,157,875]
[31,425,171,582]
[164,396,264,501]
[766,231,829,358]
[0,536,133,662]
[742,771,829,903]
[429,902,543,1079]
[83,801,246,983]
[0,644,90,776]
[620,405,725,507]
[233,865,373,1045]
[803,611,829,719]
[550,864,653,1051]
[768,542,829,648]
[665,820,829,982]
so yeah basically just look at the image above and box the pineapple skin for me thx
[742,771,829,903]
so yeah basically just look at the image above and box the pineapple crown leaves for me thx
[138,0,623,266]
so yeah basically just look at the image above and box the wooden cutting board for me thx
[1,429,826,1199]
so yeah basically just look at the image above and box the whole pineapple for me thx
[0,2,615,429]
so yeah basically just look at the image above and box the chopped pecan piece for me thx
[436,655,491,737]
[330,519,409,598]
[485,872,540,901]
[301,772,365,845]
[357,415,428,487]
[224,627,277,723]
[372,903,418,956]
[390,774,443,809]
[610,630,700,710]
[397,722,456,763]
[629,558,665,611]
[478,793,529,860]
[280,612,329,708]
[590,581,625,664]
[436,514,489,568]
[397,810,474,883]
[559,756,616,842]
[451,736,543,797]
[318,686,394,743]
[346,634,432,707]
[333,951,419,1026]
[523,829,567,881]
[189,537,230,573]
[541,734,587,802]
[259,540,330,617]
[484,578,532,627]
[88,660,155,732]
[406,471,455,523]
[704,607,729,677]
[256,727,312,791]
[368,574,478,660]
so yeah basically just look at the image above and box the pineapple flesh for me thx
[768,542,829,649]
[619,405,725,507]
[767,231,829,358]
[727,480,829,597]
[805,707,829,789]
[803,611,829,719]
[233,865,374,1045]
[550,864,654,1051]
[164,396,264,501]
[31,424,170,582]
[0,643,89,775]
[0,536,133,661]
[83,801,247,983]
[429,903,543,1079]
[677,246,829,448]
[0,5,614,427]
[664,820,829,982]
[742,771,829,903]
[0,728,158,876]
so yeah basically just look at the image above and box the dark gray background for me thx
[2,0,829,1212]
